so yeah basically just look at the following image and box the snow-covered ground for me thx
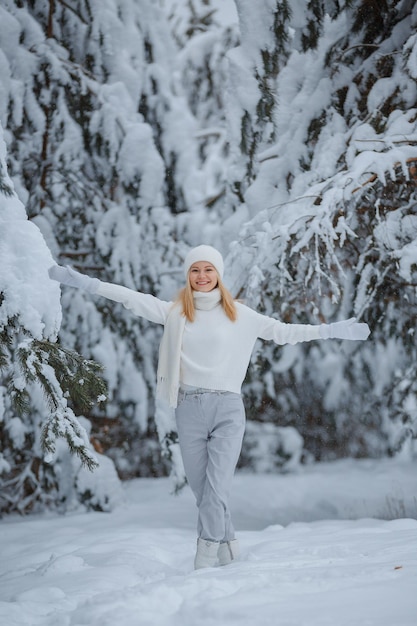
[1,458,416,626]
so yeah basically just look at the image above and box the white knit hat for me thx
[183,245,224,278]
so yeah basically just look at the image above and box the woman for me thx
[49,244,370,569]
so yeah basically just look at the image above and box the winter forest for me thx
[0,0,416,516]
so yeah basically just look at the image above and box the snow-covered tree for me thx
[0,0,208,488]
[0,117,110,514]
[226,0,417,460]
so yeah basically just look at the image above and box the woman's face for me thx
[188,261,218,292]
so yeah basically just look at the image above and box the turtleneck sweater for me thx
[96,281,321,395]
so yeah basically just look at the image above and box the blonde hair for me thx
[177,271,237,323]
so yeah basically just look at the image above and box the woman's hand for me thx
[319,318,370,341]
[48,265,100,294]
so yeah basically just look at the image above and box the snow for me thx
[0,125,62,341]
[1,458,416,626]
[210,0,238,26]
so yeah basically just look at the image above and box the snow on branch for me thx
[15,339,106,470]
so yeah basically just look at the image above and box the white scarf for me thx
[156,289,221,408]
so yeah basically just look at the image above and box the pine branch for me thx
[8,386,31,416]
[16,340,107,414]
[41,407,98,471]
[0,344,9,370]
[12,339,106,471]
[56,0,89,25]
[0,179,14,197]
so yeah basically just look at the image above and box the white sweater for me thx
[97,282,322,394]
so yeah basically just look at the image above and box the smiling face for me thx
[188,261,218,292]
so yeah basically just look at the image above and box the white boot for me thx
[218,539,240,566]
[194,538,220,570]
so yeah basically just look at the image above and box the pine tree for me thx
[225,0,294,212]
[164,0,240,227]
[0,120,107,514]
[227,0,417,460]
[1,0,212,491]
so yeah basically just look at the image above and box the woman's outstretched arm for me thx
[48,265,172,325]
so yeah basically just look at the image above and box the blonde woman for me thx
[49,245,370,569]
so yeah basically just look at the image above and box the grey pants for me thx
[175,389,246,542]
